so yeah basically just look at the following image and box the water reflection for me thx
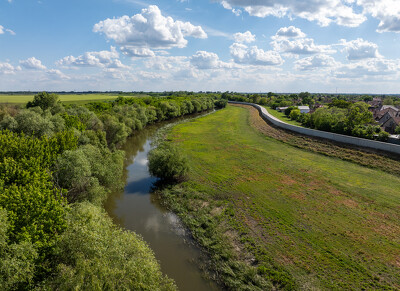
[104,118,221,291]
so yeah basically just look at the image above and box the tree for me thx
[148,143,189,181]
[45,202,176,290]
[289,109,301,120]
[284,106,297,116]
[26,92,60,111]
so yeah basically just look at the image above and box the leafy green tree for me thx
[289,109,301,120]
[328,99,352,109]
[345,102,374,132]
[0,208,38,290]
[54,145,124,205]
[26,92,60,111]
[299,92,312,105]
[101,114,130,147]
[148,143,189,181]
[45,202,176,290]
[284,106,297,116]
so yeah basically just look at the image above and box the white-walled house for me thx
[298,106,310,114]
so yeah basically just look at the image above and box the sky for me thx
[1,0,400,93]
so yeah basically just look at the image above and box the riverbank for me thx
[158,104,400,289]
[104,115,222,291]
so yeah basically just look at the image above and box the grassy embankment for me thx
[161,104,400,290]
[0,94,122,104]
[264,106,303,127]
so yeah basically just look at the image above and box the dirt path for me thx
[232,104,400,177]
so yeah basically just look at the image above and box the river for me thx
[104,117,221,291]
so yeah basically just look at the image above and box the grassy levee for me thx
[264,106,303,127]
[162,104,400,290]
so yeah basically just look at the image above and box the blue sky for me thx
[1,0,400,93]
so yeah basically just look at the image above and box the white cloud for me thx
[217,0,366,27]
[190,51,232,69]
[56,47,127,68]
[271,37,334,55]
[294,54,338,71]
[144,56,189,71]
[335,58,400,78]
[121,47,155,58]
[20,57,47,70]
[274,26,306,39]
[358,0,400,32]
[46,69,70,80]
[93,5,207,50]
[233,31,256,43]
[0,62,18,74]
[339,38,382,60]
[0,25,15,35]
[230,43,284,66]
[221,1,242,16]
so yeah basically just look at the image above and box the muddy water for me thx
[104,120,221,291]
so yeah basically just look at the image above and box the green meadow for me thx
[0,94,120,104]
[165,104,400,289]
[265,106,303,126]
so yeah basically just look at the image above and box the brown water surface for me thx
[104,119,221,291]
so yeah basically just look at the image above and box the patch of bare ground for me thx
[233,104,400,177]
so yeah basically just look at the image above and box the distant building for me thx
[298,106,310,114]
[381,116,400,134]
[277,106,310,114]
[381,105,399,112]
[277,107,289,112]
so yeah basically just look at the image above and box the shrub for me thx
[148,143,189,181]
[214,99,228,109]
[289,109,301,120]
[376,131,389,142]
[284,106,297,116]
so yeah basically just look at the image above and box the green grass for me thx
[264,106,304,126]
[164,105,400,290]
[0,94,121,104]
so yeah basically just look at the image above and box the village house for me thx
[372,104,400,134]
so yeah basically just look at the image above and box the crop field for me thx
[165,104,400,289]
[0,94,120,104]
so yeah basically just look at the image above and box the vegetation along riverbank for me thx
[0,91,226,289]
[153,104,400,290]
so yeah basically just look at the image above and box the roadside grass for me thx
[264,106,303,127]
[162,104,400,290]
[0,94,120,104]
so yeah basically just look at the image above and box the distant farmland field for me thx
[0,94,121,104]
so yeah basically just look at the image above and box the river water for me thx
[104,119,221,291]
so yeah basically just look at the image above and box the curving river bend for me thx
[104,117,221,291]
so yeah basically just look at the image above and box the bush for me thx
[284,106,297,116]
[214,99,228,109]
[376,131,389,142]
[289,109,301,120]
[148,143,189,181]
